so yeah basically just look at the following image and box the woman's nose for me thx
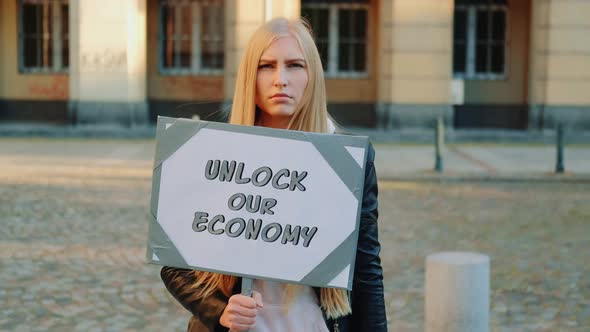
[273,67,287,87]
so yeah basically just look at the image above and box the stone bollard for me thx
[425,252,490,332]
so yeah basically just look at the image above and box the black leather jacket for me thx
[160,143,387,332]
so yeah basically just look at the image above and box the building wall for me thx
[463,0,531,105]
[146,0,225,122]
[324,0,378,126]
[452,0,531,129]
[1,0,589,129]
[324,2,378,104]
[529,0,590,129]
[0,0,68,123]
[377,0,454,128]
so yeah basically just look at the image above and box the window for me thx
[453,0,508,79]
[19,0,69,73]
[159,0,224,75]
[302,1,369,78]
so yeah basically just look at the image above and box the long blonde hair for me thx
[229,17,329,133]
[192,18,351,319]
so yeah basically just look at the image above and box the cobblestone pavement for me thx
[1,139,589,331]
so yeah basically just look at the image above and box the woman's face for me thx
[255,35,309,129]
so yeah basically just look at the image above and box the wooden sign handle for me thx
[241,277,254,332]
[241,277,254,297]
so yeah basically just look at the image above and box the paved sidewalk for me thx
[1,138,588,331]
[373,143,590,181]
[1,138,587,181]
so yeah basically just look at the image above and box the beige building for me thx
[0,0,589,129]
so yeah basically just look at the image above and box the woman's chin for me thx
[263,107,296,118]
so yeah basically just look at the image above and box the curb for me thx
[0,124,156,139]
[379,174,590,183]
[2,124,590,143]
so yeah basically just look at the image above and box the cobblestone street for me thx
[1,139,589,331]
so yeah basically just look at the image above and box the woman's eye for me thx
[289,63,305,68]
[258,64,273,69]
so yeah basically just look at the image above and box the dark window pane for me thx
[201,4,224,70]
[354,10,367,39]
[476,10,489,41]
[43,6,53,67]
[62,5,68,34]
[317,41,329,71]
[338,9,367,72]
[302,7,329,70]
[62,5,69,68]
[492,10,506,41]
[475,44,488,72]
[162,5,175,36]
[162,41,174,68]
[453,9,467,41]
[46,5,53,36]
[338,42,351,71]
[491,44,504,73]
[339,9,352,39]
[202,41,223,69]
[453,43,466,74]
[316,9,330,39]
[353,42,366,71]
[45,37,53,68]
[62,41,69,68]
[180,39,191,68]
[24,37,38,67]
[456,0,507,4]
[181,5,191,36]
[161,5,175,68]
[22,4,40,34]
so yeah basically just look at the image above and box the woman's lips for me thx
[270,93,290,99]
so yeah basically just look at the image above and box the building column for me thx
[377,0,454,129]
[69,0,148,126]
[224,0,300,105]
[528,0,590,130]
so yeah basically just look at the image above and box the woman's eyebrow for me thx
[259,58,306,63]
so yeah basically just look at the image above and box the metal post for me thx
[435,117,444,172]
[426,252,490,332]
[556,123,565,173]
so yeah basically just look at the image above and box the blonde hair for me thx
[229,17,329,133]
[192,18,351,319]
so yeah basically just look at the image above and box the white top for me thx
[253,280,329,332]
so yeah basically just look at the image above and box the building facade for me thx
[0,0,588,129]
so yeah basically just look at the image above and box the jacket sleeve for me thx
[351,144,388,331]
[160,266,230,332]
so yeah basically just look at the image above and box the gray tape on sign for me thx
[308,135,366,197]
[299,230,357,290]
[147,213,189,268]
[154,117,209,168]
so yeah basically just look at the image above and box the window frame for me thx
[453,3,509,81]
[158,0,224,76]
[18,0,69,74]
[302,2,370,79]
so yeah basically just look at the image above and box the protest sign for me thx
[146,116,368,289]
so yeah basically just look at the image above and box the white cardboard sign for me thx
[147,117,369,289]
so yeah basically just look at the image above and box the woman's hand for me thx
[219,291,263,331]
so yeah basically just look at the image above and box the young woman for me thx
[160,17,387,332]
